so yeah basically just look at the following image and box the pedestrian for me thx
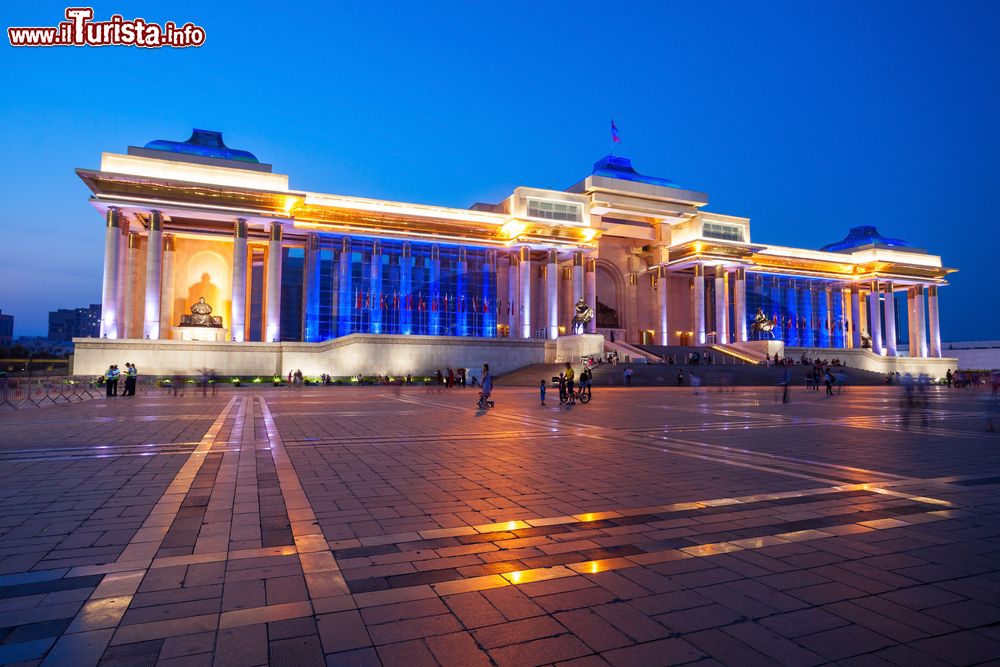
[447,368,455,388]
[824,368,834,396]
[781,367,792,403]
[104,365,115,397]
[564,363,575,404]
[558,373,567,405]
[677,370,684,387]
[623,366,633,386]
[125,362,138,396]
[581,367,592,399]
[539,378,547,406]
[946,369,953,388]
[111,364,121,396]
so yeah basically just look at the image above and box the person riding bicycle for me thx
[479,364,493,408]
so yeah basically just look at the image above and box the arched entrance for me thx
[595,260,625,331]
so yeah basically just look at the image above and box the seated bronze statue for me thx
[180,297,223,328]
[571,298,595,334]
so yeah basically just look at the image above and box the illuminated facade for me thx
[78,130,954,358]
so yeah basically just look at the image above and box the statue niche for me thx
[180,297,223,328]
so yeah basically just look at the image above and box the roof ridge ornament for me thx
[144,129,260,164]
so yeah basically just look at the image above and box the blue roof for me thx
[144,129,259,164]
[821,226,918,253]
[592,154,677,188]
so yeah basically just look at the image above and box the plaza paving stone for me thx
[0,384,998,666]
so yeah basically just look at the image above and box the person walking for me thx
[824,368,834,396]
[539,378,547,406]
[781,367,792,404]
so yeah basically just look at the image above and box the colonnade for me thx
[503,247,597,340]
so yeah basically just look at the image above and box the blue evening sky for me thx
[2,1,998,340]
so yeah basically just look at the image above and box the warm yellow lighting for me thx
[100,152,290,191]
[580,228,598,242]
[693,242,703,253]
[499,219,527,239]
[508,571,523,584]
[506,521,519,531]
[588,561,599,574]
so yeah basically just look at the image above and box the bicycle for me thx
[476,391,494,409]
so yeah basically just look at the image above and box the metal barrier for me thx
[0,376,158,410]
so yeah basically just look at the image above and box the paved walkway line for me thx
[257,396,357,614]
[41,396,241,667]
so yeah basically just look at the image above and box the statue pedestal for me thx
[555,334,605,363]
[171,326,229,342]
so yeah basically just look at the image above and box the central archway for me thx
[594,259,625,330]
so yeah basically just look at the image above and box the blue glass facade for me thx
[280,236,497,341]
[744,272,847,348]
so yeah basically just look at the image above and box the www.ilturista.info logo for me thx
[8,7,206,48]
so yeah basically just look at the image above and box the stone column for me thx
[400,242,412,335]
[100,207,122,338]
[230,219,248,342]
[159,234,175,340]
[693,264,706,345]
[849,286,862,349]
[883,282,897,356]
[303,232,321,341]
[456,247,468,336]
[657,266,669,344]
[123,232,141,339]
[915,285,928,358]
[507,253,519,336]
[338,237,352,336]
[369,239,383,335]
[868,280,883,355]
[546,249,558,339]
[928,285,942,357]
[734,268,747,342]
[714,265,728,345]
[429,244,441,335]
[585,258,597,334]
[265,222,283,342]
[116,218,129,340]
[142,210,163,339]
[483,249,497,337]
[572,251,584,310]
[560,266,573,334]
[519,246,532,338]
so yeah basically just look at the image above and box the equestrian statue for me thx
[571,297,595,335]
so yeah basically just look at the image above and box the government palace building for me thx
[72,129,955,378]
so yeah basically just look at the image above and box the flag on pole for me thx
[611,118,621,143]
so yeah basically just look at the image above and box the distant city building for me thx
[0,310,13,345]
[14,336,73,356]
[48,304,101,341]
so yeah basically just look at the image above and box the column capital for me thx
[693,264,704,278]
[269,221,283,241]
[372,238,382,255]
[431,244,440,260]
[341,236,351,252]
[573,251,584,266]
[127,232,140,250]
[149,210,163,231]
[546,249,557,263]
[106,206,121,228]
[401,241,411,258]
[928,285,938,297]
[457,246,466,261]
[234,218,248,238]
[628,273,638,286]
[585,258,596,273]
[518,245,531,262]
[164,234,175,252]
[883,281,893,293]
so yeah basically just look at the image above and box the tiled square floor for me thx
[0,384,998,665]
